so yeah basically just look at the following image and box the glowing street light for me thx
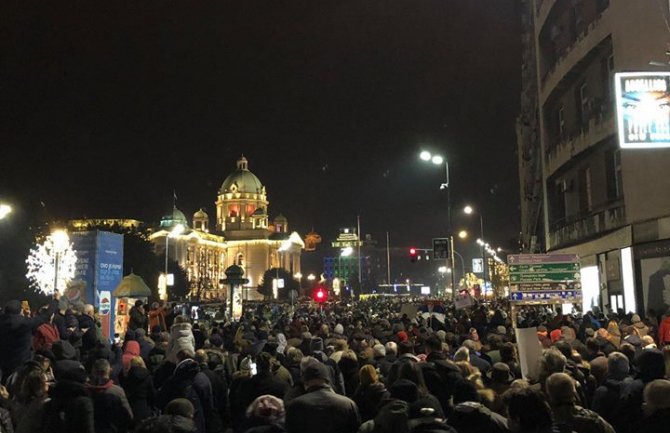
[419,150,456,297]
[464,204,487,282]
[307,273,316,281]
[0,203,12,220]
[458,230,468,239]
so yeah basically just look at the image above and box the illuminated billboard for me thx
[615,72,670,149]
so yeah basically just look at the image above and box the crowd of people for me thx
[0,292,669,433]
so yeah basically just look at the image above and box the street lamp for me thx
[51,229,70,295]
[464,205,487,284]
[0,203,12,220]
[419,150,456,297]
[458,230,468,239]
[164,223,185,289]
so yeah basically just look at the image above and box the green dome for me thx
[219,156,264,194]
[160,206,189,229]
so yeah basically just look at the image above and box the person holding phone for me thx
[0,291,60,383]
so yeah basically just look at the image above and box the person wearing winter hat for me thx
[550,329,562,344]
[631,314,650,338]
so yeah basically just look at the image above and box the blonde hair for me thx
[131,356,146,368]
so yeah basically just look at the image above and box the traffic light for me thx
[313,287,327,303]
[410,247,418,263]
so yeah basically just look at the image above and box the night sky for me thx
[1,1,521,254]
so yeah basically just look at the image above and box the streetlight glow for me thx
[458,230,468,239]
[463,205,473,215]
[438,266,448,273]
[431,155,444,165]
[307,273,316,281]
[419,151,432,161]
[0,204,12,220]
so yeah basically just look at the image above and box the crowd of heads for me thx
[0,294,669,433]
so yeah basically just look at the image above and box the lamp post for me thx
[464,205,487,286]
[420,151,456,298]
[51,230,70,295]
[164,223,185,290]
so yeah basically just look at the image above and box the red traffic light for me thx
[410,247,418,263]
[313,288,327,303]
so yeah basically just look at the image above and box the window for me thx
[605,148,623,200]
[558,106,566,141]
[579,167,592,212]
[577,83,589,129]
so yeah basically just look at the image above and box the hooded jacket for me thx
[120,365,155,424]
[156,359,208,433]
[167,322,196,363]
[42,379,95,433]
[122,341,141,373]
[86,378,133,433]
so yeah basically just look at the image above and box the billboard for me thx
[615,72,670,149]
[70,231,124,340]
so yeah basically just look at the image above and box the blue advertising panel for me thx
[70,231,124,340]
[70,232,98,306]
[95,232,124,340]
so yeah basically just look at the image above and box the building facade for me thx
[518,0,670,315]
[150,156,303,300]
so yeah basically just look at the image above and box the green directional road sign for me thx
[510,271,580,283]
[509,263,580,273]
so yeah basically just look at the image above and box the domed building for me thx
[150,156,304,301]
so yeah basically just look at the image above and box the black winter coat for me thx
[230,371,288,433]
[121,366,155,424]
[352,382,389,422]
[285,385,360,433]
[156,360,208,433]
[0,302,54,378]
[42,379,95,433]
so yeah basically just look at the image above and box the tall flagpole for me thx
[386,231,391,285]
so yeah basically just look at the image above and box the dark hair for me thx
[500,342,516,363]
[554,340,572,359]
[505,388,553,430]
[398,341,414,355]
[17,368,47,403]
[586,337,600,352]
[396,361,428,395]
[256,352,273,373]
[425,335,442,353]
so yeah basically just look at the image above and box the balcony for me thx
[548,201,625,250]
[545,110,615,177]
[540,10,612,105]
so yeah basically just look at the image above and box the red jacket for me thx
[33,322,60,352]
[659,316,670,345]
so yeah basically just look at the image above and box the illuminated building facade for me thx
[150,156,304,300]
[518,0,670,315]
